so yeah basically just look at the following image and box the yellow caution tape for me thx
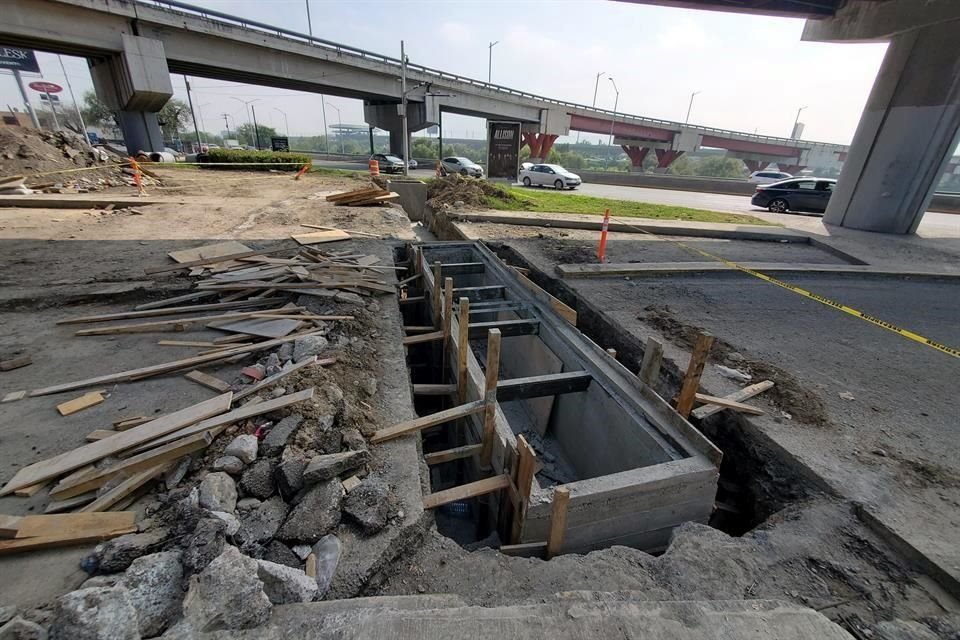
[17,160,310,180]
[608,215,960,359]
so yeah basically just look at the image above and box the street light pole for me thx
[183,75,202,152]
[401,40,409,176]
[488,41,499,83]
[325,102,343,154]
[319,96,329,154]
[221,113,232,139]
[274,108,289,136]
[685,90,701,124]
[791,105,807,138]
[305,0,313,38]
[230,97,259,146]
[250,104,262,149]
[576,71,605,145]
[607,77,619,146]
[58,55,90,146]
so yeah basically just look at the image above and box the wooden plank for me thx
[422,474,511,509]
[51,431,214,500]
[184,370,232,393]
[57,298,284,325]
[2,390,27,403]
[480,329,501,468]
[127,388,315,454]
[412,384,456,396]
[168,241,252,264]
[159,341,220,348]
[370,400,486,444]
[694,393,765,416]
[291,230,352,245]
[452,285,505,301]
[0,393,232,496]
[0,356,32,371]
[0,516,22,538]
[691,380,774,420]
[85,429,117,442]
[510,435,537,544]
[44,493,97,514]
[500,541,547,558]
[456,297,470,404]
[676,332,714,418]
[212,333,258,345]
[9,512,136,539]
[73,309,284,336]
[511,267,577,326]
[496,371,592,402]
[638,337,663,386]
[468,319,539,340]
[439,262,485,275]
[233,356,332,401]
[431,261,442,327]
[325,187,382,202]
[402,330,444,346]
[28,331,323,397]
[395,273,421,287]
[134,291,216,310]
[13,482,47,497]
[79,462,171,513]
[398,295,424,305]
[299,223,380,238]
[424,444,482,466]
[57,391,105,416]
[0,521,137,554]
[546,486,571,559]
[208,317,303,339]
[145,245,294,275]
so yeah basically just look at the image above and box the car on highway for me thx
[748,170,793,184]
[441,156,484,177]
[519,163,582,190]
[751,177,836,214]
[370,153,406,174]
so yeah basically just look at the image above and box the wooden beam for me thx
[442,277,454,344]
[79,462,171,513]
[479,329,502,468]
[431,261,442,326]
[184,370,232,393]
[452,285,505,302]
[546,486,571,559]
[456,297,470,405]
[511,267,577,326]
[398,295,424,305]
[0,356,32,371]
[7,512,136,539]
[691,380,775,420]
[57,391,105,416]
[234,356,332,401]
[402,330,444,346]
[85,429,117,442]
[412,384,456,396]
[370,399,486,444]
[424,443,482,466]
[144,245,294,274]
[57,298,284,325]
[134,291,216,310]
[694,393,765,416]
[439,262,485,275]
[0,520,137,555]
[496,371,591,402]
[638,337,663,386]
[499,541,547,558]
[403,325,436,334]
[44,493,96,514]
[468,319,539,340]
[422,474,511,510]
[510,435,537,544]
[676,332,714,418]
[0,393,233,496]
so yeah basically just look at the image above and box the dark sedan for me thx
[751,178,836,214]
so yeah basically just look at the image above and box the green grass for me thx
[486,186,775,226]
[309,166,366,178]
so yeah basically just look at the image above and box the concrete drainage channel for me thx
[386,240,723,556]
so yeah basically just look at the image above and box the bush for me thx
[203,148,311,171]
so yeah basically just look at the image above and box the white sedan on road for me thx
[519,163,581,189]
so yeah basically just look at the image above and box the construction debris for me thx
[325,185,400,207]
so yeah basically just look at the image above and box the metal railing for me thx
[140,0,846,150]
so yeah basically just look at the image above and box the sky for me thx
[0,0,890,145]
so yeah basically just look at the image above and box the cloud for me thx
[439,22,473,44]
[656,22,710,49]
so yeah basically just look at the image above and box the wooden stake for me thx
[442,277,453,376]
[638,337,663,386]
[479,329,502,468]
[546,486,571,559]
[432,261,442,326]
[456,297,470,405]
[676,332,714,418]
[510,434,537,544]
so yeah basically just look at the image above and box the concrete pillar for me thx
[824,21,960,234]
[742,159,766,173]
[621,145,650,172]
[654,149,684,172]
[364,101,436,156]
[118,111,164,153]
[521,133,558,163]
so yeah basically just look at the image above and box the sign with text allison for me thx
[486,121,521,181]
[271,136,290,152]
[0,47,40,73]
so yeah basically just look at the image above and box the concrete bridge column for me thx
[654,149,684,172]
[521,133,558,163]
[823,20,960,234]
[742,159,767,173]
[364,101,437,157]
[621,145,649,172]
[88,35,173,155]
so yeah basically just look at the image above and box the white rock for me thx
[120,550,183,637]
[198,472,237,513]
[182,546,271,632]
[208,511,241,536]
[256,560,318,604]
[223,435,258,465]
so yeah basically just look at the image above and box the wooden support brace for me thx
[432,261,442,326]
[510,434,537,544]
[452,285,505,301]
[468,319,539,340]
[479,329,502,468]
[546,486,571,559]
[423,443,482,466]
[421,474,511,510]
[638,337,663,386]
[370,399,486,444]
[675,332,714,418]
[442,277,453,375]
[412,384,457,396]
[495,371,592,402]
[456,297,470,404]
[402,330,444,346]
[398,296,425,305]
[691,380,774,420]
[694,393,765,416]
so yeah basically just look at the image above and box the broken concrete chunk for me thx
[342,477,394,535]
[358,377,378,397]
[235,496,289,547]
[262,541,301,569]
[236,497,261,512]
[276,480,342,543]
[198,472,237,513]
[208,511,240,537]
[164,457,191,490]
[291,544,312,561]
[275,458,307,501]
[302,450,369,485]
[212,455,244,475]
[256,560,318,604]
[316,424,343,455]
[95,529,169,573]
[293,335,328,363]
[181,518,227,576]
[341,427,367,452]
[224,434,259,465]
[49,586,139,640]
[0,607,16,628]
[334,291,364,306]
[182,546,271,632]
[239,458,276,500]
[259,414,302,457]
[120,550,183,638]
[311,534,342,598]
[276,343,293,362]
[0,616,46,640]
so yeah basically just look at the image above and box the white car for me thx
[749,170,793,184]
[520,163,581,189]
[441,156,483,177]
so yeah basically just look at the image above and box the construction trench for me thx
[0,169,957,639]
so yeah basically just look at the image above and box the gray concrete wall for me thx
[387,180,427,222]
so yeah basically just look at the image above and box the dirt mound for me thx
[426,174,528,210]
[0,126,133,190]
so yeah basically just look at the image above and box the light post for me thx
[576,71,605,145]
[325,102,343,154]
[488,41,499,83]
[230,97,259,146]
[685,90,701,124]
[305,0,313,38]
[791,105,807,138]
[607,77,619,146]
[273,107,289,137]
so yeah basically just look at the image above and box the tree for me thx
[81,90,120,136]
[234,122,278,148]
[180,131,225,146]
[81,91,192,142]
[156,98,191,142]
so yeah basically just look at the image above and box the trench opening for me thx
[487,242,823,538]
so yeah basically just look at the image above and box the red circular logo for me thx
[28,81,63,93]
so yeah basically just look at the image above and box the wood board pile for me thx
[0,239,397,551]
[325,186,400,206]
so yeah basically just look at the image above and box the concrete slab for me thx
[557,262,960,279]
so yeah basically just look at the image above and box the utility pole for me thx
[183,75,202,152]
[791,105,807,139]
[305,0,313,37]
[401,40,409,176]
[685,90,701,125]
[251,104,262,149]
[607,77,619,146]
[221,113,231,139]
[320,95,329,154]
[12,69,40,128]
[58,55,89,146]
[488,41,498,83]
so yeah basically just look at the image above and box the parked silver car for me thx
[441,156,483,177]
[519,163,581,189]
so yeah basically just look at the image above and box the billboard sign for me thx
[486,121,521,180]
[271,136,290,152]
[0,47,40,73]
